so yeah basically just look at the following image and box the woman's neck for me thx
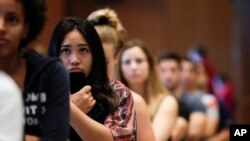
[0,55,19,74]
[0,55,26,91]
[129,82,146,99]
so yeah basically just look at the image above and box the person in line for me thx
[116,39,178,141]
[187,45,216,94]
[48,17,136,141]
[157,52,190,141]
[180,58,219,140]
[0,0,70,140]
[87,8,155,141]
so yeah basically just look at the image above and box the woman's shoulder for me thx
[25,49,65,74]
[152,94,178,118]
[109,80,133,102]
[131,91,150,114]
[160,94,178,109]
[24,50,68,91]
[0,71,21,97]
[131,91,145,104]
[110,80,131,94]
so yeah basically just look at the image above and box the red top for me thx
[104,80,136,141]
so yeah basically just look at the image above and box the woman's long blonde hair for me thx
[115,39,170,116]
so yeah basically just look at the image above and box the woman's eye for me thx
[6,15,19,25]
[60,48,70,54]
[123,60,130,65]
[80,47,89,53]
[136,58,143,64]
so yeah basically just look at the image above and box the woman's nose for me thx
[70,52,80,66]
[130,61,137,69]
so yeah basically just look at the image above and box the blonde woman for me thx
[116,39,178,141]
[87,8,156,141]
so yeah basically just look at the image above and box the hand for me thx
[25,135,40,141]
[71,85,96,113]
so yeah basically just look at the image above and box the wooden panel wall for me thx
[30,0,66,55]
[232,0,250,124]
[66,0,233,76]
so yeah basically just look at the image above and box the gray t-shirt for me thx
[180,91,206,113]
[180,90,219,119]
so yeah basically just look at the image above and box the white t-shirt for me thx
[0,71,23,141]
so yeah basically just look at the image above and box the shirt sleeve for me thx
[202,94,219,119]
[40,61,70,141]
[193,100,207,113]
[0,71,23,141]
[180,93,206,113]
[104,81,136,141]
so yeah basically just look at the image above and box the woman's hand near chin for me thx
[71,85,96,113]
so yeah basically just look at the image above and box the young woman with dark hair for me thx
[0,0,70,140]
[49,17,136,141]
[87,8,155,141]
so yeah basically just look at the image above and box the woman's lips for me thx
[0,38,9,47]
[69,68,84,73]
